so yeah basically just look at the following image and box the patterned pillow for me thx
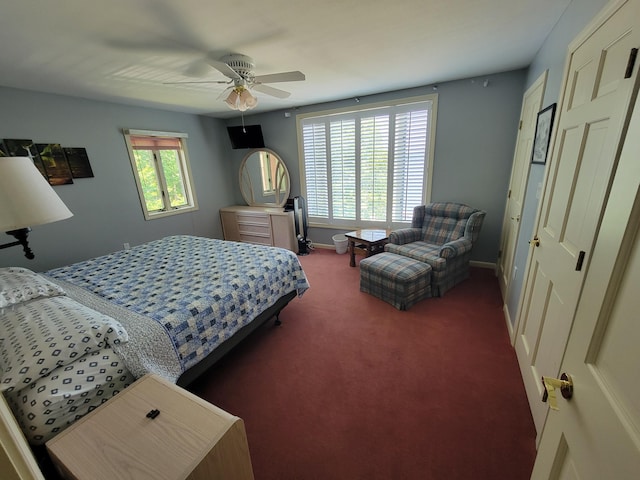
[0,267,66,308]
[0,296,129,392]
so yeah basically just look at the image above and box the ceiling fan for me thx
[166,53,306,111]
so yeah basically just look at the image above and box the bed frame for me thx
[176,289,297,387]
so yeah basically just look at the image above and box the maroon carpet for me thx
[189,248,536,479]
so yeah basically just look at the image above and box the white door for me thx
[531,86,640,479]
[514,0,640,438]
[497,71,546,307]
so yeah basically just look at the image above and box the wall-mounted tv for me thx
[227,125,265,149]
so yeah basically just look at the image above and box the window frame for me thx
[123,129,199,220]
[296,94,437,229]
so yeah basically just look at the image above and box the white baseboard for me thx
[503,304,516,345]
[470,260,496,270]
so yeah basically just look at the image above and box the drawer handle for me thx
[146,409,160,419]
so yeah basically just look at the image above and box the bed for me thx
[0,235,309,445]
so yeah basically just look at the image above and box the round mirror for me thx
[239,148,290,207]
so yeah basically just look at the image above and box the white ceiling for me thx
[0,0,571,118]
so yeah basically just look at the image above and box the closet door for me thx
[532,79,640,480]
[514,0,640,439]
[497,71,546,313]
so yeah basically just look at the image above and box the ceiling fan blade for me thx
[163,80,230,85]
[252,83,291,99]
[253,71,306,84]
[208,59,241,80]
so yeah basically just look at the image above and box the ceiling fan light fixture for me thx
[225,86,258,111]
[240,89,258,108]
[225,89,239,109]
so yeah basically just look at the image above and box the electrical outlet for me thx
[123,243,130,250]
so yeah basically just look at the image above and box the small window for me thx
[123,129,198,220]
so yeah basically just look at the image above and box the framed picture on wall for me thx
[531,103,556,165]
[36,143,74,185]
[63,147,94,178]
[2,138,48,178]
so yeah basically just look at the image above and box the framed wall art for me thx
[2,138,48,177]
[36,143,74,185]
[64,147,94,178]
[531,103,556,165]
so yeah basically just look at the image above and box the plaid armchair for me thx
[384,202,486,296]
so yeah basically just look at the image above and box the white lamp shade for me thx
[0,156,73,231]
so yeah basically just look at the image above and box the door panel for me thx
[590,241,640,437]
[597,31,633,96]
[515,0,640,438]
[544,125,581,243]
[562,121,609,243]
[551,437,579,480]
[521,264,550,348]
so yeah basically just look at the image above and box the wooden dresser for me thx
[46,374,254,480]
[220,205,298,253]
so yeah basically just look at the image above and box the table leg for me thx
[349,240,356,267]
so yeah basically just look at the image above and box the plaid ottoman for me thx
[359,252,432,310]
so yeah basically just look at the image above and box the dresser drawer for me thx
[239,233,272,245]
[238,223,271,236]
[236,212,269,225]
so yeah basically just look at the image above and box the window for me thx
[297,95,437,228]
[259,150,278,195]
[123,129,198,220]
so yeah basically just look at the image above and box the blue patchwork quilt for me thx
[45,236,309,374]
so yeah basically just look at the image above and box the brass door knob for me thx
[541,373,573,411]
[529,236,540,247]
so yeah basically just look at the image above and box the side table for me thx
[345,229,391,267]
[46,374,254,480]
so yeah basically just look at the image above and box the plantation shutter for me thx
[302,123,329,217]
[299,97,434,226]
[360,115,390,221]
[330,119,356,220]
[392,108,429,222]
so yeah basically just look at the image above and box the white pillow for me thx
[0,296,129,392]
[0,267,66,308]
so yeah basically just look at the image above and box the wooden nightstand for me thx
[46,374,254,480]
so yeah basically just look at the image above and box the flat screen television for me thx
[227,125,265,149]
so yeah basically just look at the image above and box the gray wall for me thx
[506,0,611,324]
[0,71,525,273]
[227,69,527,264]
[7,23,610,275]
[0,87,235,271]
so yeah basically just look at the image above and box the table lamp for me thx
[0,156,73,259]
